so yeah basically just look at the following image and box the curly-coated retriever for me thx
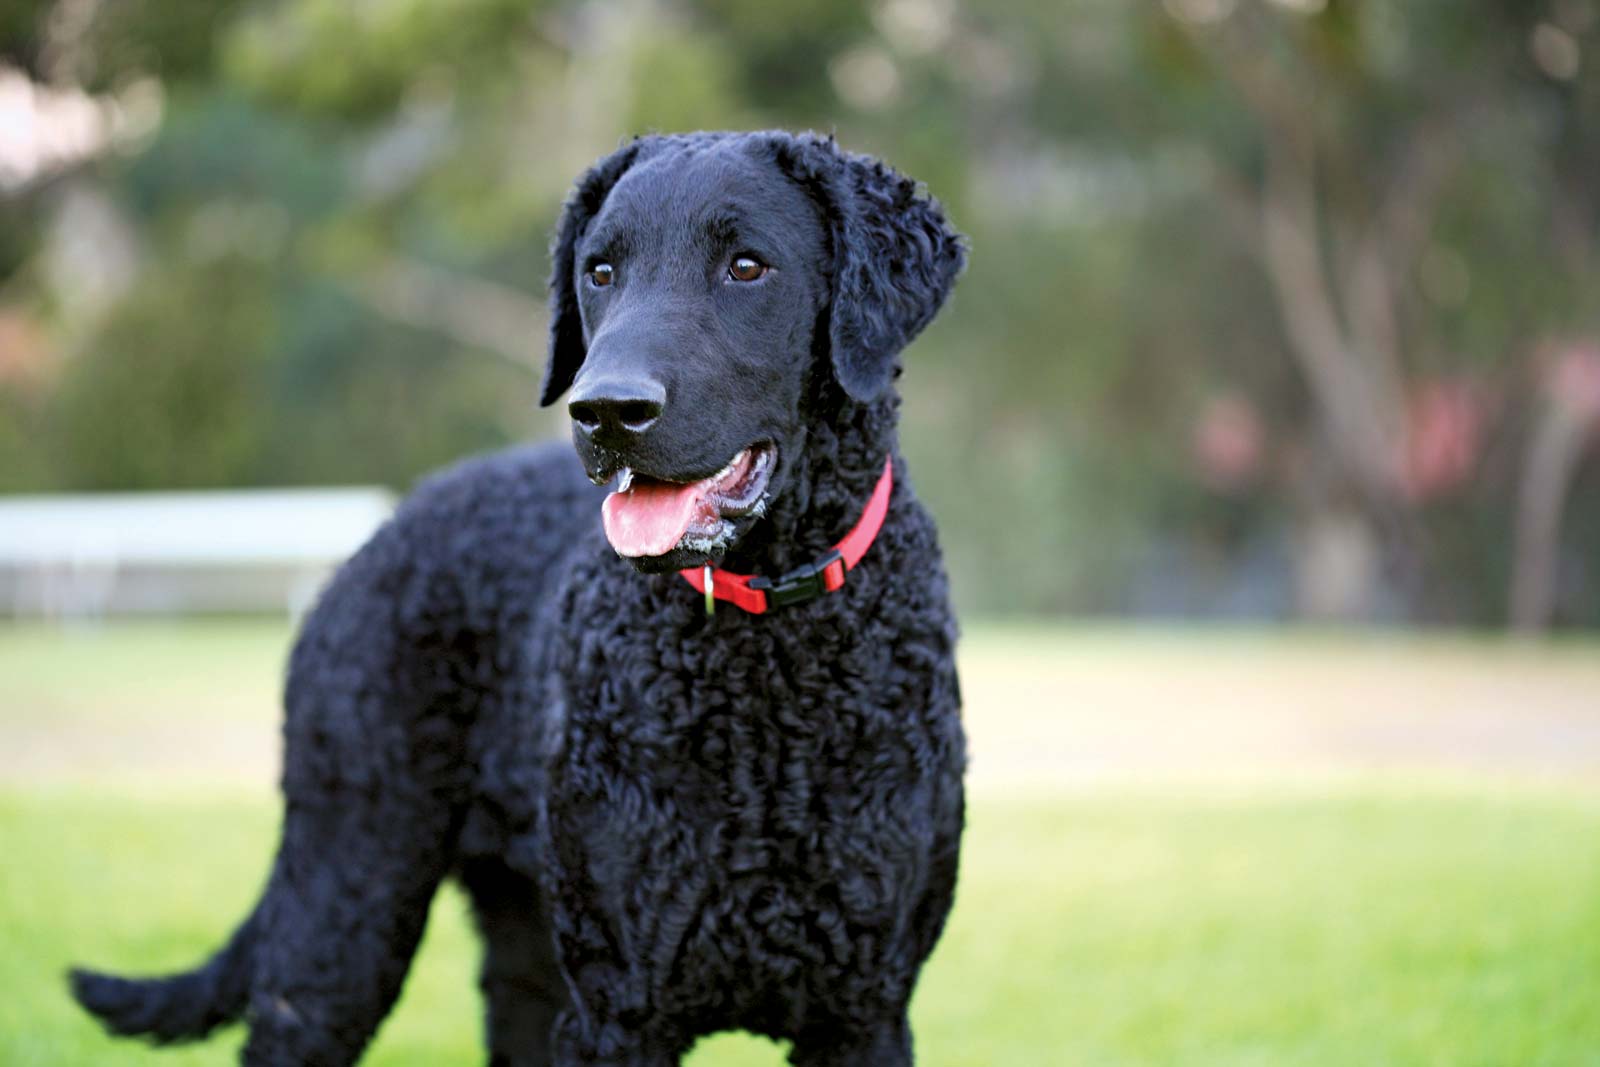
[72,130,968,1067]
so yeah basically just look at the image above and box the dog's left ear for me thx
[774,134,967,402]
[540,140,648,407]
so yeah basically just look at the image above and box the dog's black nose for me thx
[567,375,666,439]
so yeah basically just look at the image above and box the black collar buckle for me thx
[748,549,845,610]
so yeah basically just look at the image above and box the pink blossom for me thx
[1402,379,1484,502]
[1193,392,1265,492]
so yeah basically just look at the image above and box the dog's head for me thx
[541,131,964,572]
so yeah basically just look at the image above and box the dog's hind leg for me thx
[461,858,568,1067]
[241,786,457,1067]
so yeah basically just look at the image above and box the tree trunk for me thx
[1510,401,1591,631]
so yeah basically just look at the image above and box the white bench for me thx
[0,487,395,618]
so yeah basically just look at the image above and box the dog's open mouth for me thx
[601,443,775,558]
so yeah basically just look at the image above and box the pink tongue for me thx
[602,480,708,557]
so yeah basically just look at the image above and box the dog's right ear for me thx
[770,133,967,403]
[540,141,646,408]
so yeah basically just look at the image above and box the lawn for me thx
[3,621,1600,1065]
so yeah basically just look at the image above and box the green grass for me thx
[5,619,1600,1064]
[7,787,1600,1065]
[0,619,290,729]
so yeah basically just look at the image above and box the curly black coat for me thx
[72,130,968,1067]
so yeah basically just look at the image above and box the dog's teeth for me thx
[713,449,748,482]
[616,468,633,493]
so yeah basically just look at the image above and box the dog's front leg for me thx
[543,899,688,1067]
[549,1015,686,1067]
[541,819,691,1067]
[789,1016,914,1067]
[461,858,568,1067]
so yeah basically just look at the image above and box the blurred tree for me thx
[50,258,276,489]
[947,0,1600,623]
[1143,0,1599,625]
[0,0,1595,625]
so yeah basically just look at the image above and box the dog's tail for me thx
[69,904,260,1044]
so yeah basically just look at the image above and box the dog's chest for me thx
[544,602,960,1015]
[561,614,940,863]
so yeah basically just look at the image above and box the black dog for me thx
[72,130,967,1067]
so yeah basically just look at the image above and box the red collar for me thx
[679,456,895,615]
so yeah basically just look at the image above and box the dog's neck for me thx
[717,385,900,577]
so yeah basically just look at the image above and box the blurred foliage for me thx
[51,259,277,490]
[1,0,1597,625]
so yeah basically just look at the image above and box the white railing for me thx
[0,487,395,618]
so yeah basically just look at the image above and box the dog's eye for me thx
[588,263,615,287]
[728,256,768,283]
